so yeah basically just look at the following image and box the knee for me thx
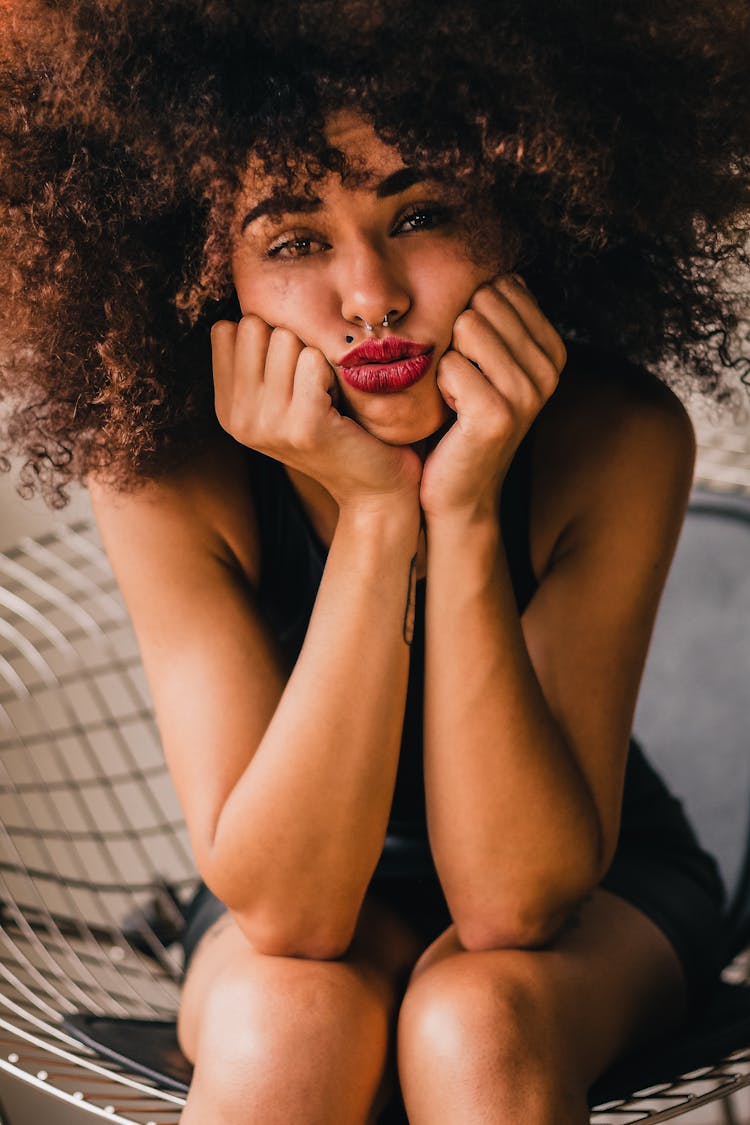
[191,949,393,1107]
[397,953,589,1125]
[202,956,390,1068]
[398,952,554,1085]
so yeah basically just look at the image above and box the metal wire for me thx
[0,521,196,1043]
[590,1052,750,1122]
[1,515,749,1123]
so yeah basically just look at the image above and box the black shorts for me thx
[181,853,725,1016]
[181,749,727,1014]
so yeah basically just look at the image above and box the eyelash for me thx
[264,202,453,261]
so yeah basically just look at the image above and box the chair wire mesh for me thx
[0,519,195,1121]
[0,515,748,1123]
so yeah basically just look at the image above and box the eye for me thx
[393,203,453,235]
[266,232,329,260]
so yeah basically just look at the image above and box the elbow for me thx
[232,908,355,961]
[235,902,357,960]
[250,928,354,961]
[456,897,583,952]
[200,876,356,961]
[454,862,600,953]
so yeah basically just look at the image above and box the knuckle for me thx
[295,346,332,387]
[254,401,274,439]
[210,319,237,353]
[298,344,326,370]
[453,309,482,347]
[235,315,267,353]
[497,273,520,295]
[455,308,481,333]
[538,353,561,392]
[519,377,543,412]
[236,313,260,335]
[437,349,464,380]
[271,326,299,349]
[470,284,498,312]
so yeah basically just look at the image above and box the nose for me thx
[339,242,411,330]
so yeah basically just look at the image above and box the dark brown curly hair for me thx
[1,0,748,505]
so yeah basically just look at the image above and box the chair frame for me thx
[0,497,748,1123]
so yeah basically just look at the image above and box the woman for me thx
[2,2,748,1121]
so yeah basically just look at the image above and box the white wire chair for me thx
[0,496,747,1123]
[0,519,193,1122]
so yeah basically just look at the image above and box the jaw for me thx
[340,381,452,446]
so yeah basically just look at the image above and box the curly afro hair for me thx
[1,0,748,505]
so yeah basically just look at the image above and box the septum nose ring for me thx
[345,314,391,343]
[364,314,390,331]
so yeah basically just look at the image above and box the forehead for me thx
[240,110,406,204]
[326,110,401,174]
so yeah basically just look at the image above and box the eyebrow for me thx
[240,166,436,231]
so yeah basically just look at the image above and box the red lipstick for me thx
[336,337,434,394]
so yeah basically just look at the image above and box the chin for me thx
[358,403,451,446]
[345,384,451,446]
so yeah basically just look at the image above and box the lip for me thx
[336,337,434,394]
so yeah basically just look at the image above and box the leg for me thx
[178,892,425,1125]
[397,888,688,1125]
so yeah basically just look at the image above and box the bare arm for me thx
[422,369,695,951]
[417,276,694,949]
[91,318,423,959]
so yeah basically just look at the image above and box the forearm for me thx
[424,512,602,950]
[207,501,420,956]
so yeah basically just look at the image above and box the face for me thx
[231,111,497,446]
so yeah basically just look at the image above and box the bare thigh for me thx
[177,889,427,1123]
[179,892,425,1057]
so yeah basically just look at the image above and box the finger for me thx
[493,275,567,375]
[452,308,541,415]
[290,346,338,423]
[437,349,511,430]
[469,282,561,398]
[233,314,272,387]
[264,327,305,405]
[211,319,239,429]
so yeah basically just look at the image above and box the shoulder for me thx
[88,430,262,590]
[529,343,696,580]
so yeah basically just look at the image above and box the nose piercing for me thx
[347,314,392,342]
[362,314,390,331]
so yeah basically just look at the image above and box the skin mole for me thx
[2,3,746,1121]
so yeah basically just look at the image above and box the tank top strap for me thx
[500,425,538,616]
[247,448,325,660]
[247,421,539,652]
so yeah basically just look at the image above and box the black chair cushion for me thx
[589,979,750,1106]
[62,980,750,1116]
[62,1013,192,1093]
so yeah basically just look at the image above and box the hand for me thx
[212,315,422,513]
[420,275,566,522]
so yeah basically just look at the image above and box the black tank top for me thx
[248,430,537,842]
[245,429,716,880]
